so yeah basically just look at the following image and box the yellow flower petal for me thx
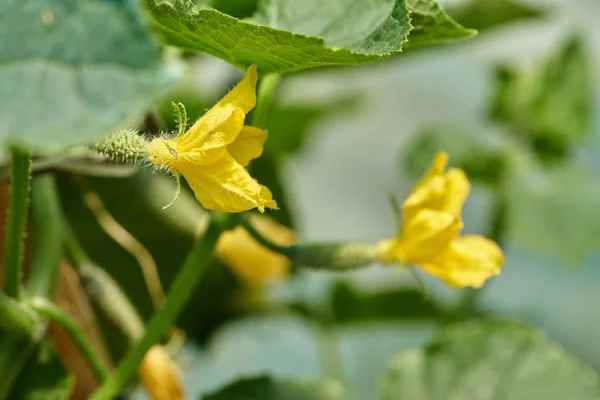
[396,209,462,265]
[402,152,470,221]
[227,126,268,167]
[414,151,448,191]
[216,214,295,287]
[443,168,470,216]
[138,345,184,400]
[402,174,446,222]
[179,153,276,213]
[178,106,245,153]
[214,64,258,114]
[420,235,504,289]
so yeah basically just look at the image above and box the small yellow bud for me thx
[138,345,184,400]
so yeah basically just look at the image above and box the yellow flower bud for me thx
[216,214,295,287]
[138,345,184,400]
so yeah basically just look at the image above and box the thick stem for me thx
[29,297,109,383]
[27,176,64,298]
[91,214,227,400]
[251,73,281,129]
[0,292,39,336]
[4,148,31,298]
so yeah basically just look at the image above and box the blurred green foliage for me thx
[381,320,600,399]
[9,341,74,400]
[490,37,591,163]
[403,127,506,187]
[330,282,446,323]
[449,0,542,31]
[203,376,350,400]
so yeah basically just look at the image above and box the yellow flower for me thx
[215,214,295,287]
[377,152,504,288]
[138,345,184,400]
[148,65,277,213]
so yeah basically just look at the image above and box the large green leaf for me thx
[404,0,476,49]
[0,0,168,152]
[145,0,473,74]
[506,159,600,265]
[489,37,592,163]
[202,376,350,400]
[381,320,600,400]
[9,341,74,400]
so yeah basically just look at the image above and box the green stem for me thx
[252,73,281,129]
[0,292,39,336]
[4,148,31,298]
[239,213,287,253]
[29,297,109,382]
[91,214,227,400]
[27,176,64,298]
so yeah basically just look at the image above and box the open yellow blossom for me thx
[148,65,277,213]
[138,345,184,400]
[377,152,504,288]
[216,214,295,287]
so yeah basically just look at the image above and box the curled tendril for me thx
[162,171,181,210]
[171,101,188,136]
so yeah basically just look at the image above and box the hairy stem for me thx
[4,147,31,298]
[29,297,109,382]
[91,213,227,400]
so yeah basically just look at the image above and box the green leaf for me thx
[145,0,473,74]
[489,36,592,163]
[449,0,542,31]
[9,341,74,400]
[404,0,476,49]
[402,127,505,187]
[330,282,445,323]
[380,319,600,400]
[0,0,168,152]
[146,0,409,74]
[202,376,350,400]
[506,159,600,265]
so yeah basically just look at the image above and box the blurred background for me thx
[44,0,600,398]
